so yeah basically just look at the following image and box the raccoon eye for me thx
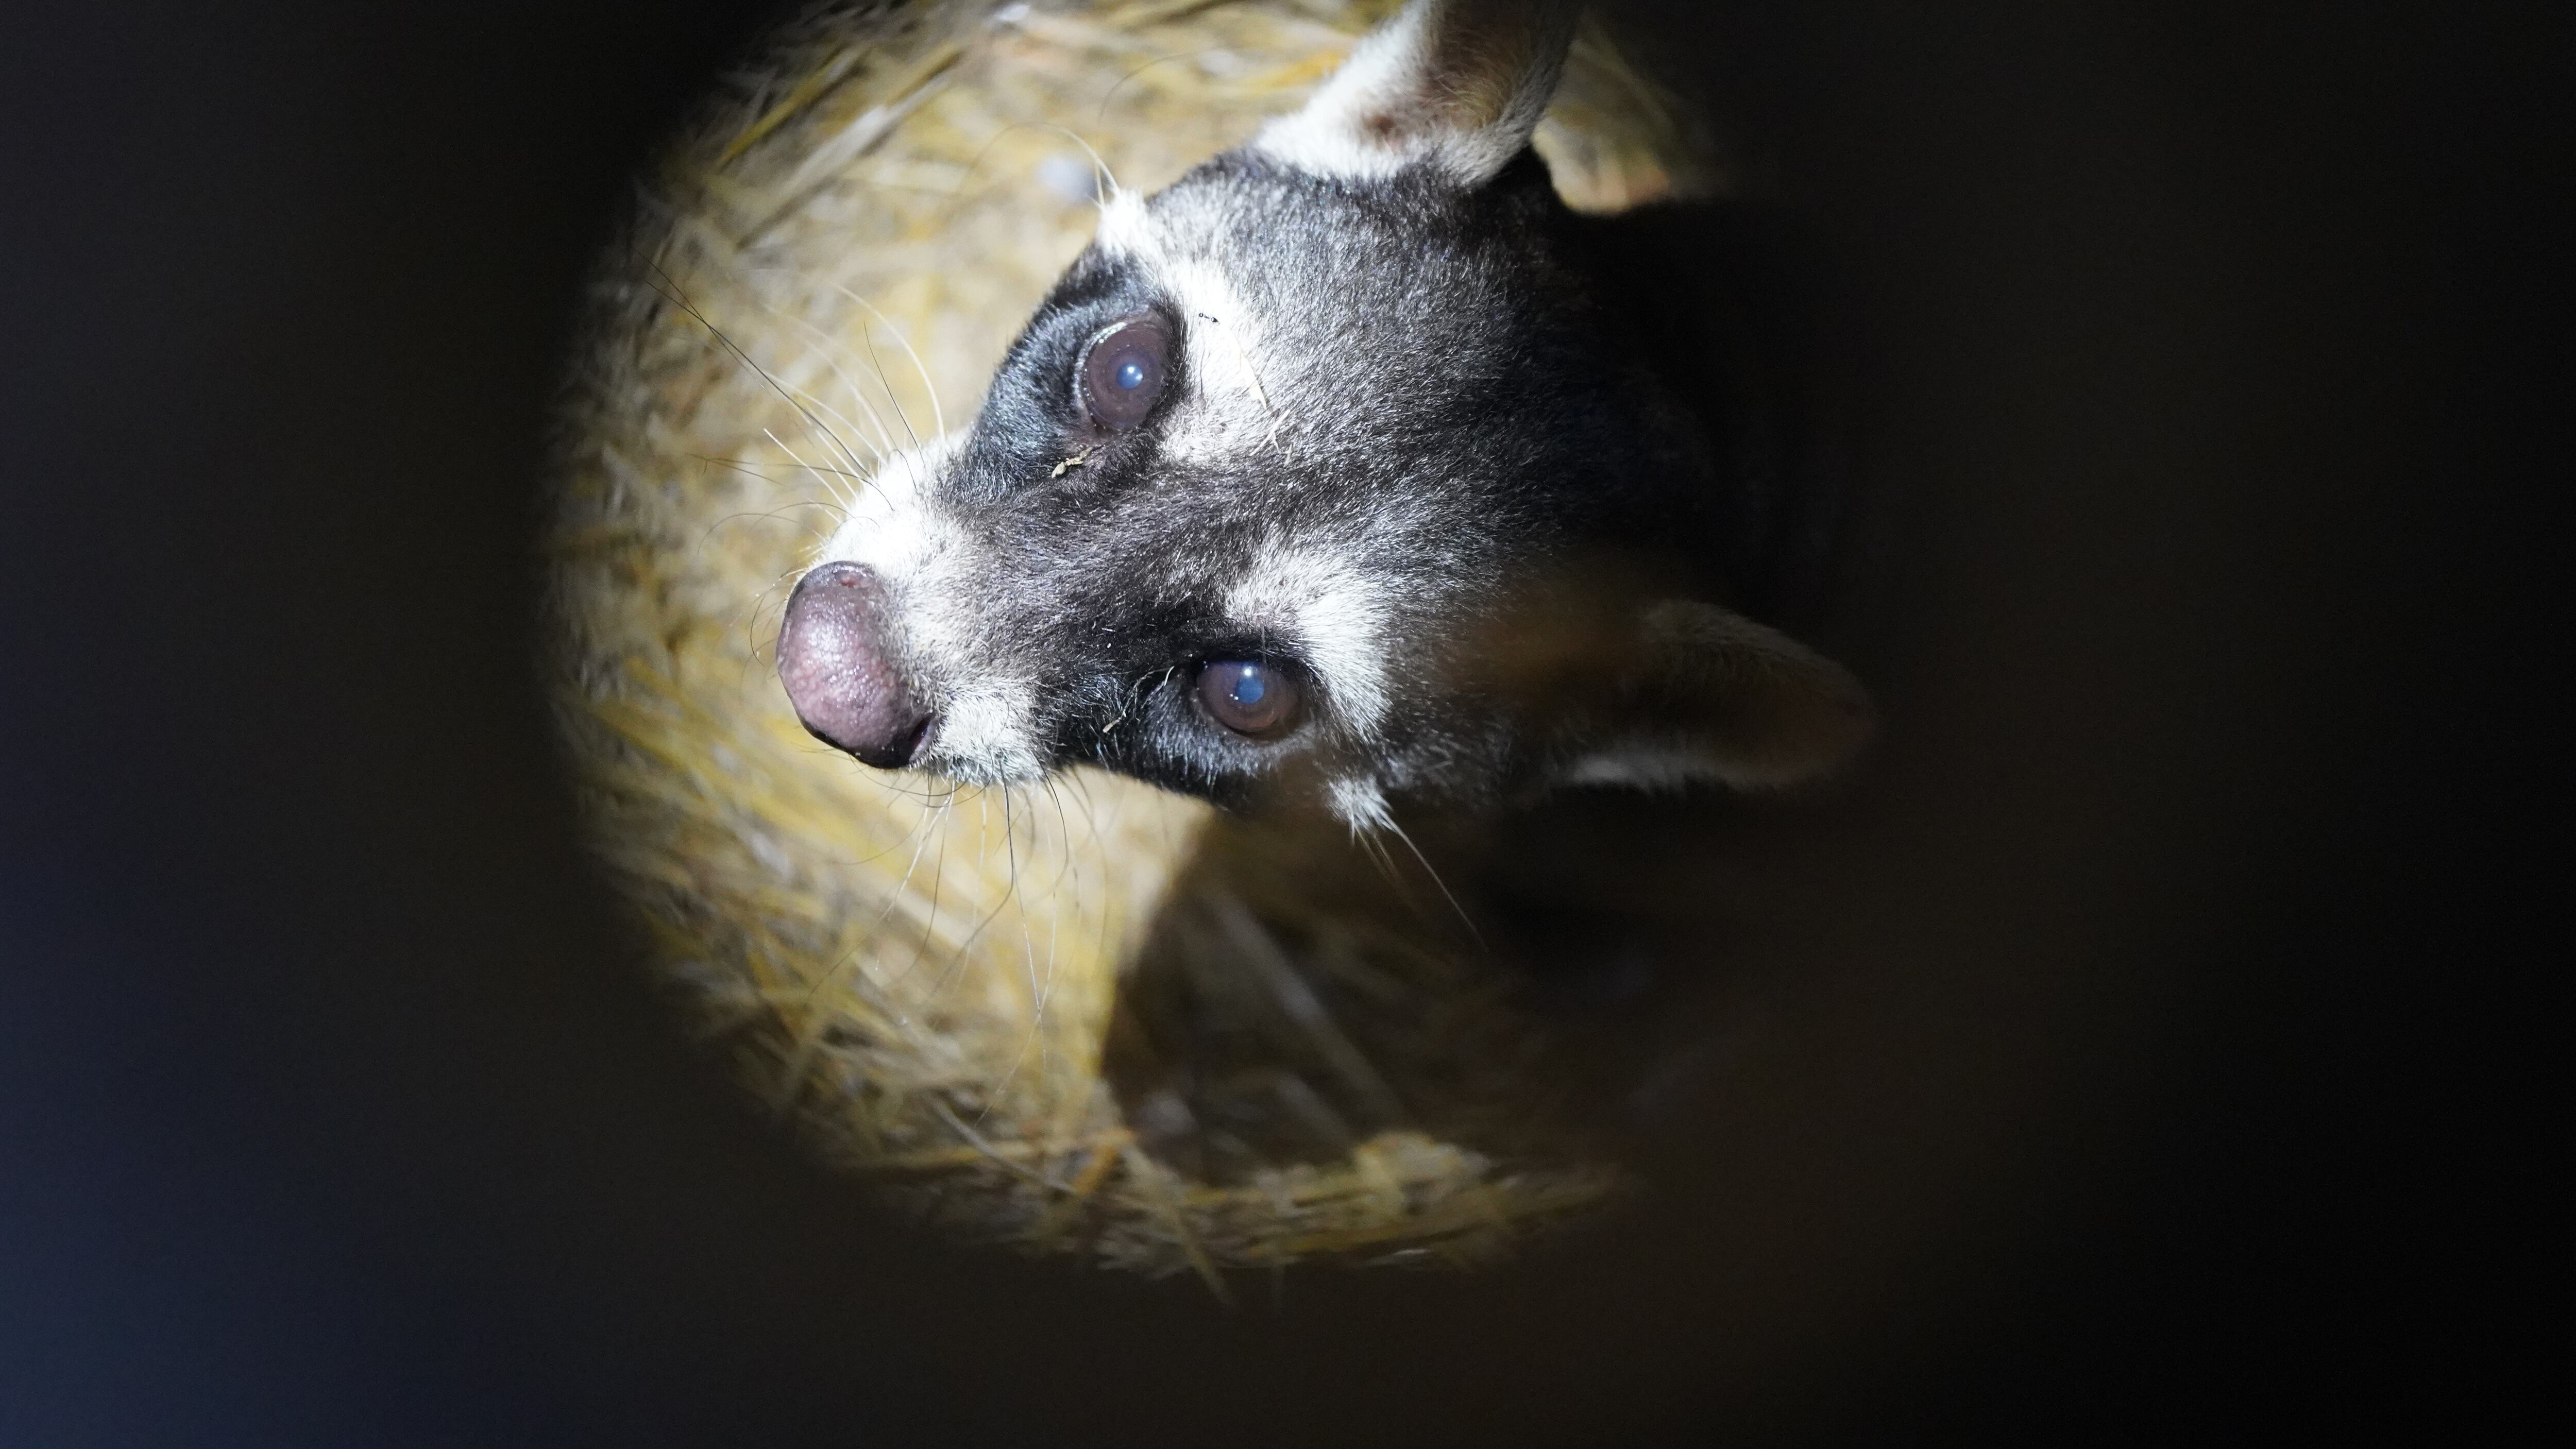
[1079,319,1170,430]
[1196,658,1300,737]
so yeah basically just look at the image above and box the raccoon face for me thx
[779,0,1869,826]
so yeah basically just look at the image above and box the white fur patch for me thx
[1558,743,1724,793]
[1225,541,1394,740]
[1558,740,1847,795]
[809,433,1044,782]
[1160,257,1282,465]
[815,434,960,585]
[1091,187,1155,262]
[1090,190,1284,467]
[1328,775,1394,833]
[931,680,1044,782]
[1251,0,1563,188]
[1252,3,1435,185]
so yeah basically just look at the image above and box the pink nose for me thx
[776,562,932,768]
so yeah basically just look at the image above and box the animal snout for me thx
[777,561,933,768]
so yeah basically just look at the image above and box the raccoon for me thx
[774,0,1870,828]
[555,0,1871,1269]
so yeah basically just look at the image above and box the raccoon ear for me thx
[1253,0,1579,188]
[1555,601,1875,793]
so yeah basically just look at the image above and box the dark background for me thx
[2,1,2553,1442]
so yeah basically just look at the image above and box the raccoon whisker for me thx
[885,789,959,1026]
[1088,804,1121,984]
[686,453,783,482]
[774,389,886,502]
[920,847,1023,1029]
[1027,778,1089,1016]
[972,785,993,882]
[1037,775,1086,897]
[852,782,954,881]
[740,559,822,675]
[1042,836,1064,999]
[744,274,920,455]
[884,775,964,842]
[783,497,853,537]
[691,503,844,555]
[874,774,959,810]
[917,792,1015,1019]
[1377,813,1485,950]
[946,114,1127,212]
[821,283,949,441]
[1041,121,1121,200]
[1092,49,1229,130]
[1041,782,1092,1076]
[641,258,868,496]
[755,360,883,506]
[891,841,989,1046]
[764,318,901,473]
[1032,790,1072,1060]
[853,310,921,453]
[1039,778,1075,879]
[776,800,944,1109]
[1349,823,1410,901]
[739,282,905,463]
[971,783,1052,1129]
[1003,780,1025,912]
[941,121,1066,223]
[688,453,870,502]
[1061,768,1109,846]
[762,429,866,523]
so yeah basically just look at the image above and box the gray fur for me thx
[793,0,1867,823]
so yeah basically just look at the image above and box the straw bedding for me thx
[547,0,1720,1283]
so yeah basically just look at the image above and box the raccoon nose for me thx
[777,561,933,768]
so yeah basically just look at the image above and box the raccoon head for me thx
[777,0,1870,827]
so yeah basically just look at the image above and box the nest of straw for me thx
[547,0,1721,1284]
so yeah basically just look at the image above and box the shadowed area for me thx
[6,0,2540,1440]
